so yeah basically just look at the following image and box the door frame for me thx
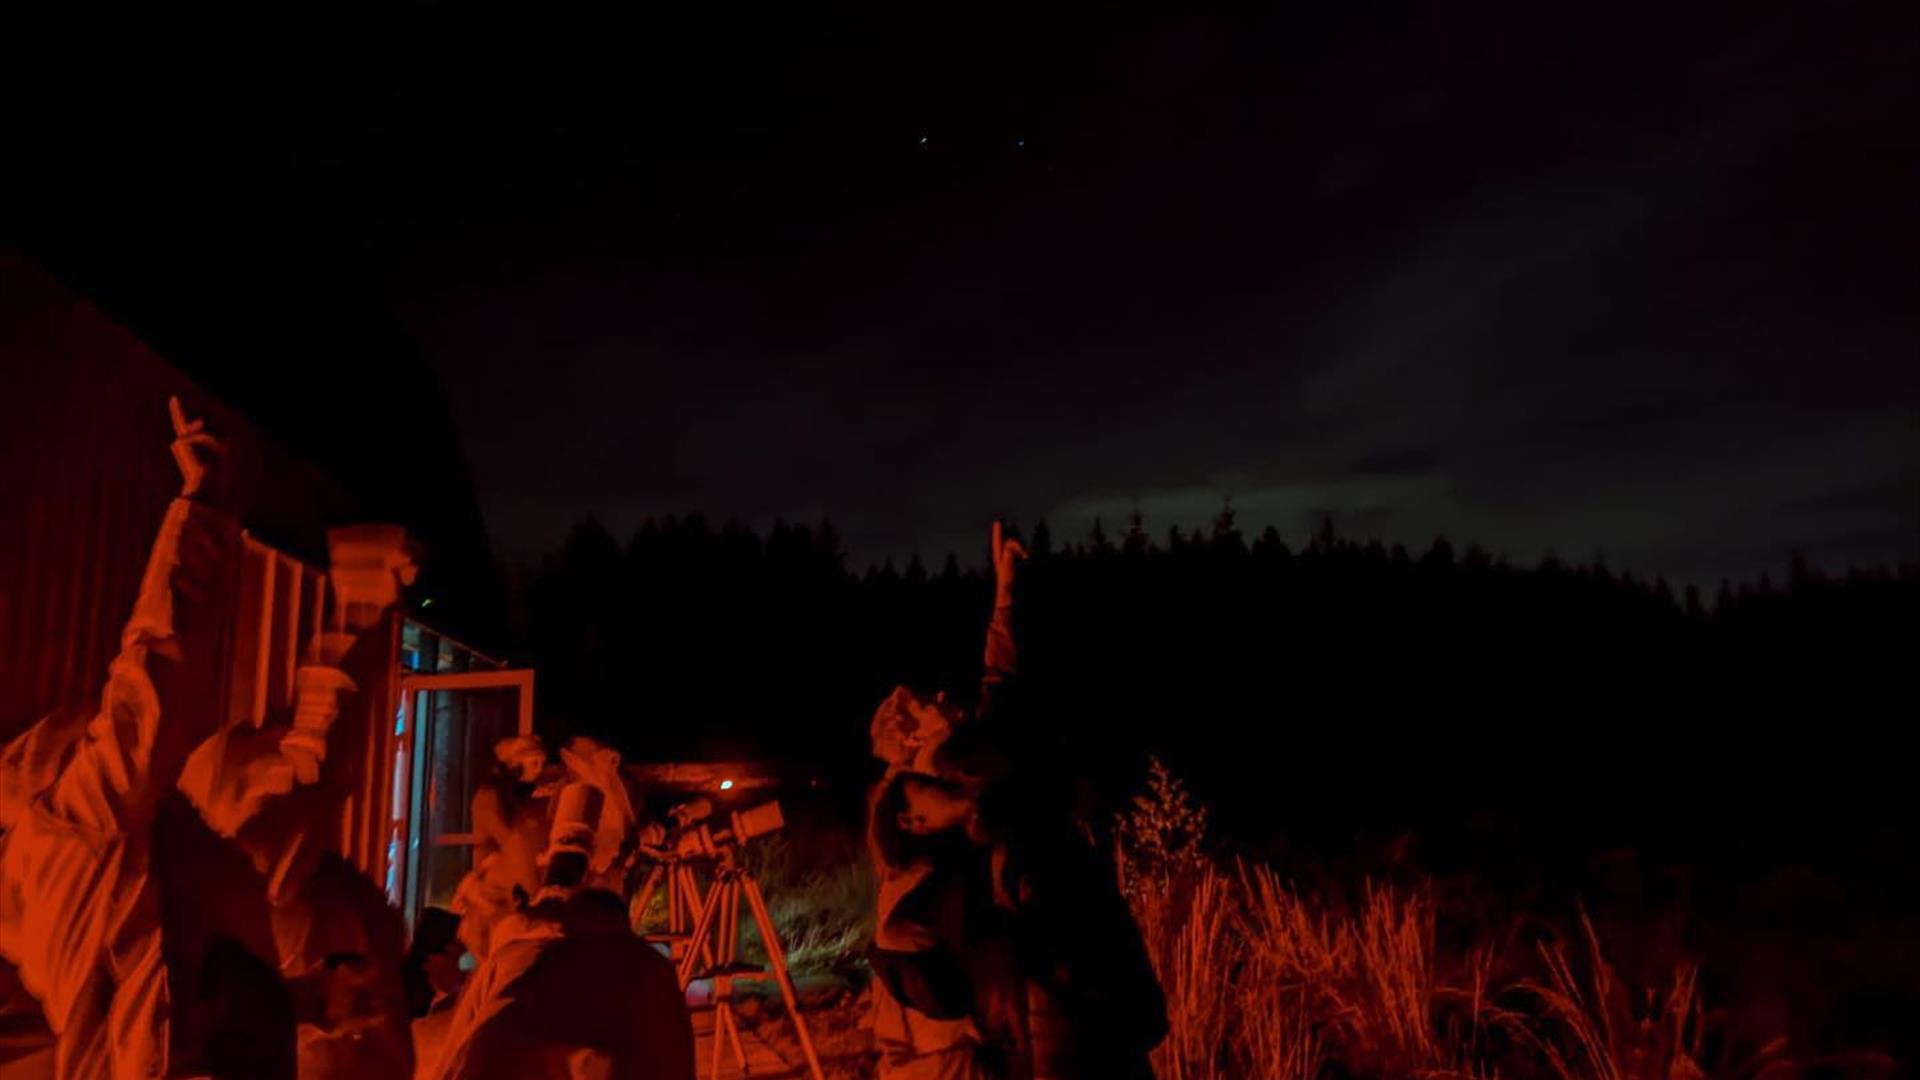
[399,670,536,734]
[388,669,535,917]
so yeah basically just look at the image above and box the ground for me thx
[734,989,874,1080]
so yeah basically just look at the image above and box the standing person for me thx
[428,783,694,1080]
[0,397,242,1080]
[865,523,1029,1080]
[869,522,1168,1080]
[401,908,465,1071]
[171,518,422,1080]
[402,908,465,1021]
[865,784,1014,1080]
[269,850,414,1080]
[450,735,553,962]
[163,529,420,1080]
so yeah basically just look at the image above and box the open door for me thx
[387,669,534,924]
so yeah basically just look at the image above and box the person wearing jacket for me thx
[0,397,241,1080]
[865,523,1029,1080]
[451,735,553,963]
[170,512,421,1080]
[428,783,694,1080]
[867,521,1167,1080]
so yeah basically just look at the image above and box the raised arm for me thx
[48,395,238,833]
[979,520,1026,711]
[0,397,238,1048]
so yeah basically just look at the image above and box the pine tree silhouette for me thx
[1124,504,1152,556]
[513,509,1920,795]
[1089,517,1114,555]
[1211,497,1245,554]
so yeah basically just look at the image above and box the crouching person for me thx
[428,783,694,1080]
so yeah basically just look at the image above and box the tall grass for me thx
[1117,764,1796,1080]
[743,832,875,981]
[1125,860,1791,1080]
[1494,911,1799,1080]
[1237,865,1338,1080]
[1141,868,1244,1080]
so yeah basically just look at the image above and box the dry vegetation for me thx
[1114,760,1849,1080]
[727,761,1893,1079]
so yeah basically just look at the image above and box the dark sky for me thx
[9,2,1919,585]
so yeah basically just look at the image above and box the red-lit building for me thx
[1,254,525,923]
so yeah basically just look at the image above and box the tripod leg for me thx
[723,998,750,1073]
[707,879,735,1079]
[742,877,826,1080]
[721,880,752,1073]
[676,865,720,976]
[673,866,697,932]
[633,864,664,934]
[709,879,754,1076]
[679,871,730,988]
[724,876,741,965]
[669,863,683,933]
[666,865,691,970]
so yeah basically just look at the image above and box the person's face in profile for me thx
[897,776,975,837]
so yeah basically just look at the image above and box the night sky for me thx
[8,2,1918,585]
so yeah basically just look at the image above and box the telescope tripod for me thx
[636,854,826,1080]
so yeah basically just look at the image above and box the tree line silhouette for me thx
[513,505,1913,839]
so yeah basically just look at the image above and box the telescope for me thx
[631,793,822,1080]
[643,798,785,861]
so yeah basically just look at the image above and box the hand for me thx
[991,520,1027,604]
[285,665,355,784]
[168,396,225,498]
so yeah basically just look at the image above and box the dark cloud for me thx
[8,2,1916,584]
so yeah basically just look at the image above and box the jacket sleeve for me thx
[0,496,238,1040]
[977,597,1017,724]
[48,497,238,835]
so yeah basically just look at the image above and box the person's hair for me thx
[574,888,629,927]
[486,761,537,819]
[544,850,589,888]
[407,907,461,964]
[403,907,463,1016]
[867,774,909,871]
